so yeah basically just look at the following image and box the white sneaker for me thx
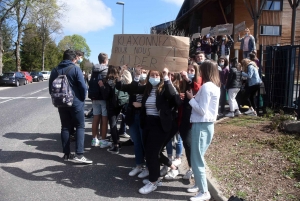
[72,155,93,164]
[160,165,170,176]
[244,108,254,114]
[247,112,257,116]
[142,179,163,186]
[190,191,211,201]
[129,167,143,176]
[119,133,130,138]
[172,158,181,166]
[234,110,242,116]
[183,169,194,180]
[164,169,179,180]
[138,168,149,178]
[187,185,199,193]
[99,140,112,148]
[225,112,234,118]
[139,182,157,194]
[91,138,99,147]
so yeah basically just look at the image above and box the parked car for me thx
[21,71,33,84]
[30,72,44,82]
[41,71,51,80]
[0,71,27,87]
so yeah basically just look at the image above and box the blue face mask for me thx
[140,74,147,81]
[188,73,195,80]
[77,57,83,64]
[149,77,160,86]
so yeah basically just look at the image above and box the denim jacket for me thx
[242,63,262,86]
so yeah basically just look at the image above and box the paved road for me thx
[0,81,212,201]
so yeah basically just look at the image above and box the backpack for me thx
[88,64,108,100]
[114,88,129,107]
[50,66,74,107]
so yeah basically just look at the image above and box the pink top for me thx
[243,36,250,51]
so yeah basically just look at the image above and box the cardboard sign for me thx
[109,34,190,72]
[201,27,211,36]
[216,24,233,35]
[192,33,201,39]
[209,27,218,37]
[234,21,246,34]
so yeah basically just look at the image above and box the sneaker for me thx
[160,165,169,176]
[234,110,242,116]
[225,112,234,118]
[138,168,149,178]
[107,146,119,154]
[247,112,257,116]
[91,138,100,147]
[138,182,157,194]
[187,185,199,193]
[164,169,179,180]
[62,153,74,161]
[100,140,112,148]
[119,133,130,138]
[72,155,93,164]
[129,167,143,176]
[122,139,134,146]
[172,158,181,166]
[183,169,194,180]
[190,191,211,201]
[143,179,163,186]
[244,108,254,114]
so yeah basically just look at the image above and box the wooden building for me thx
[152,0,300,58]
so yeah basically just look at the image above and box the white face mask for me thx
[140,74,147,81]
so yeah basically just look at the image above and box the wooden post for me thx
[218,0,228,24]
[288,0,300,45]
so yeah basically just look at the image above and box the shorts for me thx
[92,100,107,116]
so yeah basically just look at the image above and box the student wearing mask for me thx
[186,60,221,201]
[217,35,234,61]
[116,65,149,178]
[218,56,229,116]
[201,36,212,59]
[238,28,256,58]
[122,67,181,194]
[178,61,202,183]
[195,52,205,66]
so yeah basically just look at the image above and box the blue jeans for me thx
[58,107,85,155]
[129,113,145,166]
[166,134,182,158]
[191,122,214,194]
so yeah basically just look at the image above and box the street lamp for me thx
[116,1,125,34]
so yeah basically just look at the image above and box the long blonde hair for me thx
[241,58,258,72]
[200,60,221,87]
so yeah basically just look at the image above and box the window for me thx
[263,0,282,11]
[225,4,231,15]
[260,25,281,36]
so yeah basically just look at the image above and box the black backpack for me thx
[88,65,108,100]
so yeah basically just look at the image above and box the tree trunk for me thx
[42,33,45,71]
[0,32,3,75]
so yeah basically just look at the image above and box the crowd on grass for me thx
[49,27,262,201]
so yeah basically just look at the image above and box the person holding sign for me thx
[120,67,181,194]
[217,35,234,61]
[186,60,220,201]
[238,28,256,58]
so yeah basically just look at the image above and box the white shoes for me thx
[183,169,194,180]
[187,185,199,193]
[172,158,181,166]
[91,138,100,147]
[129,167,143,176]
[142,179,163,186]
[138,168,149,178]
[99,140,112,148]
[164,169,179,180]
[244,108,254,115]
[138,182,157,194]
[160,165,170,176]
[190,191,211,201]
[225,112,234,118]
[234,110,242,116]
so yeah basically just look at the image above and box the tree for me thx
[1,22,15,72]
[0,0,21,74]
[29,0,63,71]
[58,34,91,57]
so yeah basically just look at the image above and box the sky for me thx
[58,0,184,64]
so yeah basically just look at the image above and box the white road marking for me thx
[30,87,48,95]
[0,97,50,104]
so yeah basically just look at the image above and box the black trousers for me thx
[219,84,227,113]
[180,128,192,167]
[245,84,260,110]
[108,106,123,144]
[143,115,172,182]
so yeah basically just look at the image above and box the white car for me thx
[41,71,51,80]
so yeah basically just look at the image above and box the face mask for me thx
[188,73,195,80]
[219,62,224,67]
[77,57,83,64]
[149,77,160,86]
[205,41,208,44]
[245,33,249,36]
[222,38,225,41]
[197,45,201,47]
[140,74,147,81]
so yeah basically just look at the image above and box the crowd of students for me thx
[49,27,262,201]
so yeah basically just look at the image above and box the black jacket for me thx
[226,67,242,89]
[125,79,181,133]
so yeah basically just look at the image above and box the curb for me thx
[207,116,229,201]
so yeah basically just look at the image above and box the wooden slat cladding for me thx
[281,0,300,43]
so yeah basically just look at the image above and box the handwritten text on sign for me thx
[109,34,190,72]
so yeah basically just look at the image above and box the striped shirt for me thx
[145,86,159,116]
